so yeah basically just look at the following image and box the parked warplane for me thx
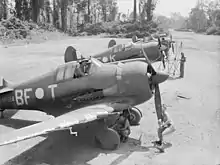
[64,36,168,65]
[0,49,168,150]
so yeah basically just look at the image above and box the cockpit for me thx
[56,58,102,82]
[111,43,133,53]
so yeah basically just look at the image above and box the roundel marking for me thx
[102,56,109,63]
[35,88,44,99]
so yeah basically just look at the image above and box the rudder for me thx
[64,46,78,63]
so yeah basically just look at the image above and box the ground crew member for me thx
[112,111,131,143]
[180,52,186,78]
[154,104,176,148]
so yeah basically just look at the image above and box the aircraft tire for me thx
[128,107,142,126]
[95,128,120,150]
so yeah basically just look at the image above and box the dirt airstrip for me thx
[0,31,220,165]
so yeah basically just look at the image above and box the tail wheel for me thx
[95,128,120,150]
[128,107,142,126]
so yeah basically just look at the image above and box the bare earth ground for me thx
[0,31,220,165]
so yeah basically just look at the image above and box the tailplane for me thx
[0,77,13,94]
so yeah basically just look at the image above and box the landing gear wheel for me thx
[128,107,142,126]
[108,39,116,48]
[95,128,120,150]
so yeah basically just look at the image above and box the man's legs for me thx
[155,126,166,145]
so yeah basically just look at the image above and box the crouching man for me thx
[112,111,131,143]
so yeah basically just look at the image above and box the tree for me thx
[108,0,118,21]
[188,7,208,32]
[121,13,126,22]
[31,0,44,23]
[139,0,157,22]
[53,0,60,28]
[97,0,114,22]
[73,0,87,25]
[0,0,8,20]
[87,0,91,23]
[61,0,68,31]
[45,0,51,23]
[133,0,136,21]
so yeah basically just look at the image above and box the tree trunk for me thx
[87,0,90,23]
[133,0,136,22]
[102,6,107,22]
[45,0,51,23]
[32,0,40,23]
[23,0,30,21]
[53,0,60,28]
[146,0,153,22]
[0,0,4,20]
[2,0,8,19]
[61,0,68,31]
[77,12,79,26]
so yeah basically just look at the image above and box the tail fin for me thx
[108,39,116,48]
[0,77,13,94]
[64,46,78,63]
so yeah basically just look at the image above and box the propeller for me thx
[141,44,169,121]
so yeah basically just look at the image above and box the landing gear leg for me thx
[94,119,120,150]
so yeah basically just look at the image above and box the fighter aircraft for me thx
[0,50,168,150]
[64,36,168,65]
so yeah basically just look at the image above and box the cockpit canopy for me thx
[56,58,102,82]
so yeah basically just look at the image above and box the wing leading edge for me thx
[0,105,114,146]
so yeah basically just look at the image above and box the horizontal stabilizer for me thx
[0,87,13,94]
[0,77,13,93]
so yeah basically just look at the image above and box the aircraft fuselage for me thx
[93,41,162,63]
[0,59,153,116]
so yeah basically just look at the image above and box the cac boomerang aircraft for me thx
[0,50,168,150]
[64,36,169,65]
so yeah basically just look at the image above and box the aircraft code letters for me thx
[15,84,58,106]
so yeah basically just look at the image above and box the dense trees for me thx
[0,0,160,41]
[155,0,220,35]
[186,0,220,34]
[0,0,158,30]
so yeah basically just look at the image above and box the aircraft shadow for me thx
[0,118,39,129]
[1,109,18,118]
[2,126,163,165]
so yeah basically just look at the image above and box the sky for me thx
[117,0,198,17]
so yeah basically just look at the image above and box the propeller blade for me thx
[141,43,157,75]
[141,43,152,66]
[154,84,164,121]
[158,37,161,48]
[151,72,169,84]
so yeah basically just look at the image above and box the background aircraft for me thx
[0,54,168,150]
[64,37,167,64]
[64,34,175,70]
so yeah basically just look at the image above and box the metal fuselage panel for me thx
[0,61,153,116]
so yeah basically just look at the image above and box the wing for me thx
[0,105,115,146]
